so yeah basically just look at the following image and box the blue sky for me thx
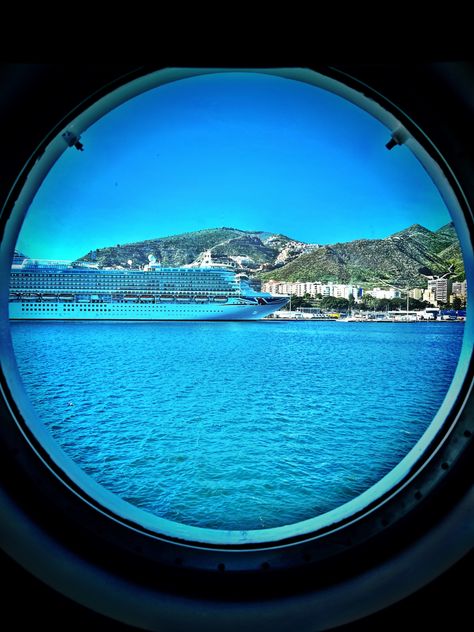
[16,71,451,260]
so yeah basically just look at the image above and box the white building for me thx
[319,283,362,300]
[367,287,402,300]
[294,282,308,297]
[452,281,467,298]
[428,278,453,304]
[261,281,362,301]
[422,288,437,305]
[408,287,424,300]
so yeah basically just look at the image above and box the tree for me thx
[408,298,429,310]
[290,295,312,308]
[390,298,406,310]
[452,296,462,310]
[362,295,377,309]
[375,298,391,311]
[321,296,349,311]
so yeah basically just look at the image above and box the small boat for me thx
[212,296,228,303]
[194,296,209,303]
[123,295,138,301]
[41,294,57,301]
[159,295,175,302]
[139,295,155,301]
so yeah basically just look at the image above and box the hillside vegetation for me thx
[76,222,465,288]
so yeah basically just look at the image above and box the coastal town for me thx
[262,279,467,321]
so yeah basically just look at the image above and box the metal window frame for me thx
[0,63,473,631]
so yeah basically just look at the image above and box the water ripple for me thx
[10,320,465,530]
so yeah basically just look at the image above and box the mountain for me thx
[389,223,454,254]
[435,222,458,240]
[77,228,315,270]
[75,222,465,288]
[259,222,465,287]
[430,223,465,279]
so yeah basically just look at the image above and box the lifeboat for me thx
[194,296,209,303]
[123,295,138,301]
[212,296,228,303]
[22,293,39,300]
[41,294,57,301]
[159,295,175,302]
[140,295,155,301]
[59,294,74,301]
[176,296,191,302]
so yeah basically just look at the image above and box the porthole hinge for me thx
[386,126,411,150]
[62,130,84,151]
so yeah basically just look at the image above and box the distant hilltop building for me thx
[273,241,318,267]
[188,249,238,269]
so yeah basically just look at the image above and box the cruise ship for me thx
[9,255,289,321]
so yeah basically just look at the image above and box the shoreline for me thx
[264,317,465,323]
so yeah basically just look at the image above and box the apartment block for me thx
[428,278,453,304]
[452,281,467,297]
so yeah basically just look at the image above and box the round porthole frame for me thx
[0,64,473,631]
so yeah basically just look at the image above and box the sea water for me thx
[10,320,464,530]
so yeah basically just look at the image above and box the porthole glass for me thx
[3,68,471,545]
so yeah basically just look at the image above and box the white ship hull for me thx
[9,300,285,321]
[9,258,289,321]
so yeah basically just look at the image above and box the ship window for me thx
[1,65,473,632]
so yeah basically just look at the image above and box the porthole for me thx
[0,64,473,631]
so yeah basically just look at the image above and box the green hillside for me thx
[78,228,295,269]
[76,221,465,288]
[259,222,465,287]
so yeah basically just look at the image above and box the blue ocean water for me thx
[10,320,464,530]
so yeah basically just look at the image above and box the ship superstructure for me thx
[9,257,288,321]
